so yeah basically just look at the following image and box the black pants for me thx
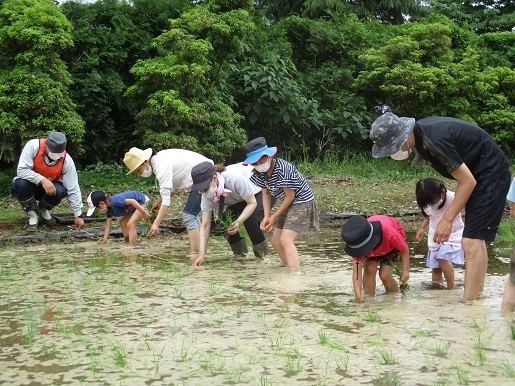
[11,178,68,209]
[223,191,269,246]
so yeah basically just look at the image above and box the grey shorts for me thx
[275,200,319,233]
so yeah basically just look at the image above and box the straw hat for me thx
[123,147,152,174]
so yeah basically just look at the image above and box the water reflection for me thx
[0,230,513,385]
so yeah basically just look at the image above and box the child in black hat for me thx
[341,215,410,302]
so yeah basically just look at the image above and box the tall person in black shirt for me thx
[370,113,511,302]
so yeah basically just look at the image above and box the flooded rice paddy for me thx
[0,229,514,385]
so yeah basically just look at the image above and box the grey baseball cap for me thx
[46,132,67,152]
[370,113,415,158]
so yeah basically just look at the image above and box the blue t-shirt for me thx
[107,191,148,218]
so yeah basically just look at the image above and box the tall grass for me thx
[297,151,443,182]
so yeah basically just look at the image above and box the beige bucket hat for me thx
[123,147,152,174]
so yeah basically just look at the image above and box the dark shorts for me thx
[463,170,511,241]
[366,250,400,266]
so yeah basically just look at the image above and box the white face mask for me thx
[429,196,444,210]
[202,187,216,200]
[140,164,152,178]
[254,159,270,173]
[48,152,64,161]
[390,142,411,161]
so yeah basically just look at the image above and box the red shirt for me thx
[353,215,407,261]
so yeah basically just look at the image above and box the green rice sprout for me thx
[434,341,451,356]
[499,359,515,378]
[112,342,128,367]
[362,310,382,323]
[318,328,329,345]
[376,348,397,365]
[334,353,349,372]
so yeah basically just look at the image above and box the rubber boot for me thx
[230,238,248,257]
[20,197,39,232]
[252,240,268,258]
[38,199,56,226]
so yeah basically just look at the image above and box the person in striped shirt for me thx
[242,137,319,269]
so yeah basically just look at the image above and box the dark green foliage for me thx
[428,0,515,33]
[0,0,85,161]
[60,0,190,166]
[125,1,252,162]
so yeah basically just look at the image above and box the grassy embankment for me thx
[0,153,513,242]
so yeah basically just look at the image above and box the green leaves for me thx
[0,0,84,160]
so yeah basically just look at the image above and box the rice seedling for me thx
[88,347,104,377]
[259,374,277,386]
[411,328,435,338]
[112,342,128,368]
[151,345,165,376]
[327,305,351,316]
[454,364,470,384]
[362,310,382,323]
[318,328,329,345]
[286,356,302,375]
[373,369,401,385]
[375,348,397,365]
[243,347,262,364]
[43,343,57,359]
[434,341,451,356]
[471,318,485,333]
[178,341,198,362]
[236,306,243,318]
[422,349,433,372]
[334,353,349,372]
[21,322,36,346]
[473,333,487,365]
[510,320,515,340]
[498,359,515,378]
[328,339,347,352]
[225,363,244,383]
[275,314,288,328]
[253,307,266,322]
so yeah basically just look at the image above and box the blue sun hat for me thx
[370,112,415,158]
[243,137,277,165]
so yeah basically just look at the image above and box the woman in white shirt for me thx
[123,147,212,254]
[190,161,268,266]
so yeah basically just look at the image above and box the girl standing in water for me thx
[415,177,465,289]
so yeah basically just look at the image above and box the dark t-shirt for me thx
[413,117,509,181]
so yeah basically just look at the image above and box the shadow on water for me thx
[0,229,513,385]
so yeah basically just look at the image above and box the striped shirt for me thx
[250,158,315,204]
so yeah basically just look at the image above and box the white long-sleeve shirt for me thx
[15,139,83,217]
[150,149,212,207]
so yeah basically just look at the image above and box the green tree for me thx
[354,17,515,151]
[428,0,515,33]
[125,0,254,162]
[0,0,85,163]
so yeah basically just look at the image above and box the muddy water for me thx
[0,231,514,385]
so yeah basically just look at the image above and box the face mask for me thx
[429,196,444,210]
[254,159,270,173]
[202,187,216,200]
[48,152,64,161]
[140,164,152,178]
[390,141,412,161]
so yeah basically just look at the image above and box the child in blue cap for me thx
[242,137,319,269]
